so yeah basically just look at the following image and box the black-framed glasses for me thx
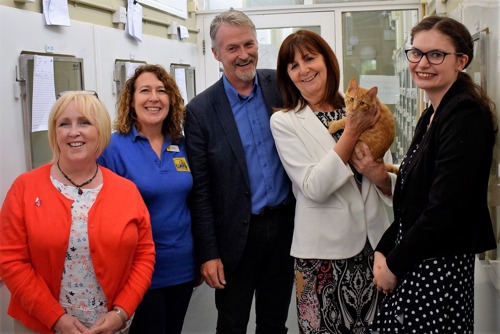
[404,48,464,65]
[56,90,99,99]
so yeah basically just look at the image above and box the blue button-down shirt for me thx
[223,75,290,214]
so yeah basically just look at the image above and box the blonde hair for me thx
[48,91,111,163]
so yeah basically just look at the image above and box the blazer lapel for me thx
[295,106,361,193]
[398,108,434,192]
[295,107,335,150]
[258,71,278,116]
[212,79,251,189]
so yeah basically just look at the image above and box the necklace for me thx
[57,161,99,195]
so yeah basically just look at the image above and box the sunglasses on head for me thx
[56,90,99,99]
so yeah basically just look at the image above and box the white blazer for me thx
[270,105,397,260]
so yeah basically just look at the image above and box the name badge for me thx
[167,145,180,152]
[173,158,190,172]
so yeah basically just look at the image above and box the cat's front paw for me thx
[385,164,399,174]
[328,121,342,133]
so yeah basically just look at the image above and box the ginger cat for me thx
[328,78,397,173]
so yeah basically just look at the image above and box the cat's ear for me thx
[367,86,378,97]
[348,77,358,91]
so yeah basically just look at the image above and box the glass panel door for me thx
[341,9,419,164]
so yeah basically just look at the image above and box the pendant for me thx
[78,188,83,195]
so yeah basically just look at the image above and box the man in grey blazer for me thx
[185,9,295,334]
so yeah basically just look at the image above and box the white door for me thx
[198,11,336,91]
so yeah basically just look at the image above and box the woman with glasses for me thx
[370,16,496,333]
[0,91,155,334]
[98,64,197,334]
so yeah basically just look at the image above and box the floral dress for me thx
[52,177,108,327]
[293,110,380,334]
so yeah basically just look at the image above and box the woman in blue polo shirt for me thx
[98,64,196,334]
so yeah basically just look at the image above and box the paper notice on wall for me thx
[32,55,56,132]
[126,0,143,41]
[42,0,70,26]
[174,68,188,103]
[125,62,143,80]
[179,26,190,39]
[359,75,399,105]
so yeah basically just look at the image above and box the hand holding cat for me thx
[345,103,381,140]
[351,142,392,195]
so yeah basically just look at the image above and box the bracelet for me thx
[113,308,127,326]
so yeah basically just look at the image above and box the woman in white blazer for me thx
[270,30,397,334]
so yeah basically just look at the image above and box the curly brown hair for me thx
[114,64,185,143]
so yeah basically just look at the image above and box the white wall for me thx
[0,5,198,203]
[0,5,197,332]
[449,0,500,131]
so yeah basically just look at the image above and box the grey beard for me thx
[236,68,256,82]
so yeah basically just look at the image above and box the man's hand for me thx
[201,258,226,289]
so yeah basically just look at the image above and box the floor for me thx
[182,257,500,334]
[0,257,498,333]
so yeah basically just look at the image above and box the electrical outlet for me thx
[113,6,127,24]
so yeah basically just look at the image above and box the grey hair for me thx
[210,9,256,50]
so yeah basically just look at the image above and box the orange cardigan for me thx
[0,164,155,334]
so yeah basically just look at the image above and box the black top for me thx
[376,79,496,277]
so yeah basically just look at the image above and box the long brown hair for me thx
[276,30,344,112]
[114,64,186,143]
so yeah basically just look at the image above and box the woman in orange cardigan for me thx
[0,91,155,334]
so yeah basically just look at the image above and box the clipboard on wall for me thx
[19,51,85,170]
[467,31,488,91]
[114,59,147,97]
[170,63,196,103]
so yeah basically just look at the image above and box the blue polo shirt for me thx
[97,125,195,289]
[223,75,290,214]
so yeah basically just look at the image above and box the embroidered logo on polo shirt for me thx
[173,158,190,172]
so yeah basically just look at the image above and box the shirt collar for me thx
[223,74,259,103]
[131,123,141,141]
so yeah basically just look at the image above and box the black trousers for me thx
[129,280,194,334]
[215,205,295,334]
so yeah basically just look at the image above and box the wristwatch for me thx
[113,307,127,324]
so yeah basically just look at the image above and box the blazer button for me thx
[243,220,249,225]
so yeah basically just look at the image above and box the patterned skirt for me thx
[369,253,475,334]
[295,241,380,334]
